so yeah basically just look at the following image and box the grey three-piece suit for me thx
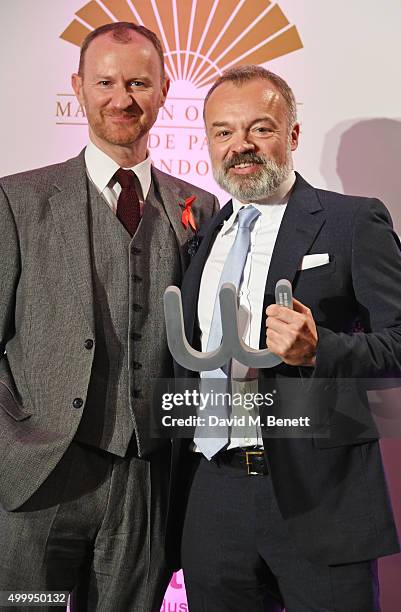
[0,149,218,610]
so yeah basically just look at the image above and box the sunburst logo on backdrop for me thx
[60,0,302,89]
[57,1,303,184]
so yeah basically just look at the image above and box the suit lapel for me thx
[181,202,233,344]
[151,168,191,274]
[48,150,95,333]
[259,173,326,347]
[180,174,326,352]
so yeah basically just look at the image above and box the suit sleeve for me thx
[315,198,401,379]
[0,184,20,356]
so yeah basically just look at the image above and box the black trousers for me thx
[181,455,380,612]
[0,441,172,612]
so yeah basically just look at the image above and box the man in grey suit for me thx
[0,22,218,611]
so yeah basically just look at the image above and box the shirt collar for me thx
[223,170,296,235]
[85,141,152,199]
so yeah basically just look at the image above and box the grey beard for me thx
[213,155,292,202]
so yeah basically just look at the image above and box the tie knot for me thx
[115,168,136,188]
[237,205,261,229]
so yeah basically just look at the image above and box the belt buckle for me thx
[245,450,264,475]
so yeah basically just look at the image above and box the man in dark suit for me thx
[0,22,218,611]
[177,65,401,611]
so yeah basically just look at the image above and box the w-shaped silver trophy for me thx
[163,279,293,371]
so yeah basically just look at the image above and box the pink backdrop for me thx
[1,1,400,610]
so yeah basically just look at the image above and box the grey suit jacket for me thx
[0,150,219,510]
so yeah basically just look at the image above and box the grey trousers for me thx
[0,441,172,612]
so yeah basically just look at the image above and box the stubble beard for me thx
[85,100,156,147]
[92,112,148,146]
[212,147,293,202]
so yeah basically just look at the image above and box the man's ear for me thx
[160,77,170,107]
[71,73,84,106]
[290,122,300,152]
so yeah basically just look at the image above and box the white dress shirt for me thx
[198,171,296,449]
[84,141,152,212]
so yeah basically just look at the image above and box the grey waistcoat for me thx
[75,178,181,456]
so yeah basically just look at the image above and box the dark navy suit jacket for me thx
[175,173,401,565]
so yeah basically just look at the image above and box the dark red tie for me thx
[114,168,141,236]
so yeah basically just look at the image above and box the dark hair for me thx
[78,22,165,81]
[203,65,297,127]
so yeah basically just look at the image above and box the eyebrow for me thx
[211,116,277,128]
[92,74,114,81]
[93,74,149,81]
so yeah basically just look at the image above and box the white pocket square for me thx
[299,253,330,270]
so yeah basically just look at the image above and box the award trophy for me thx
[163,279,293,370]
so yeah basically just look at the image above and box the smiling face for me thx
[71,32,169,164]
[204,78,299,202]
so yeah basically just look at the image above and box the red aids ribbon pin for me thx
[181,196,197,230]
